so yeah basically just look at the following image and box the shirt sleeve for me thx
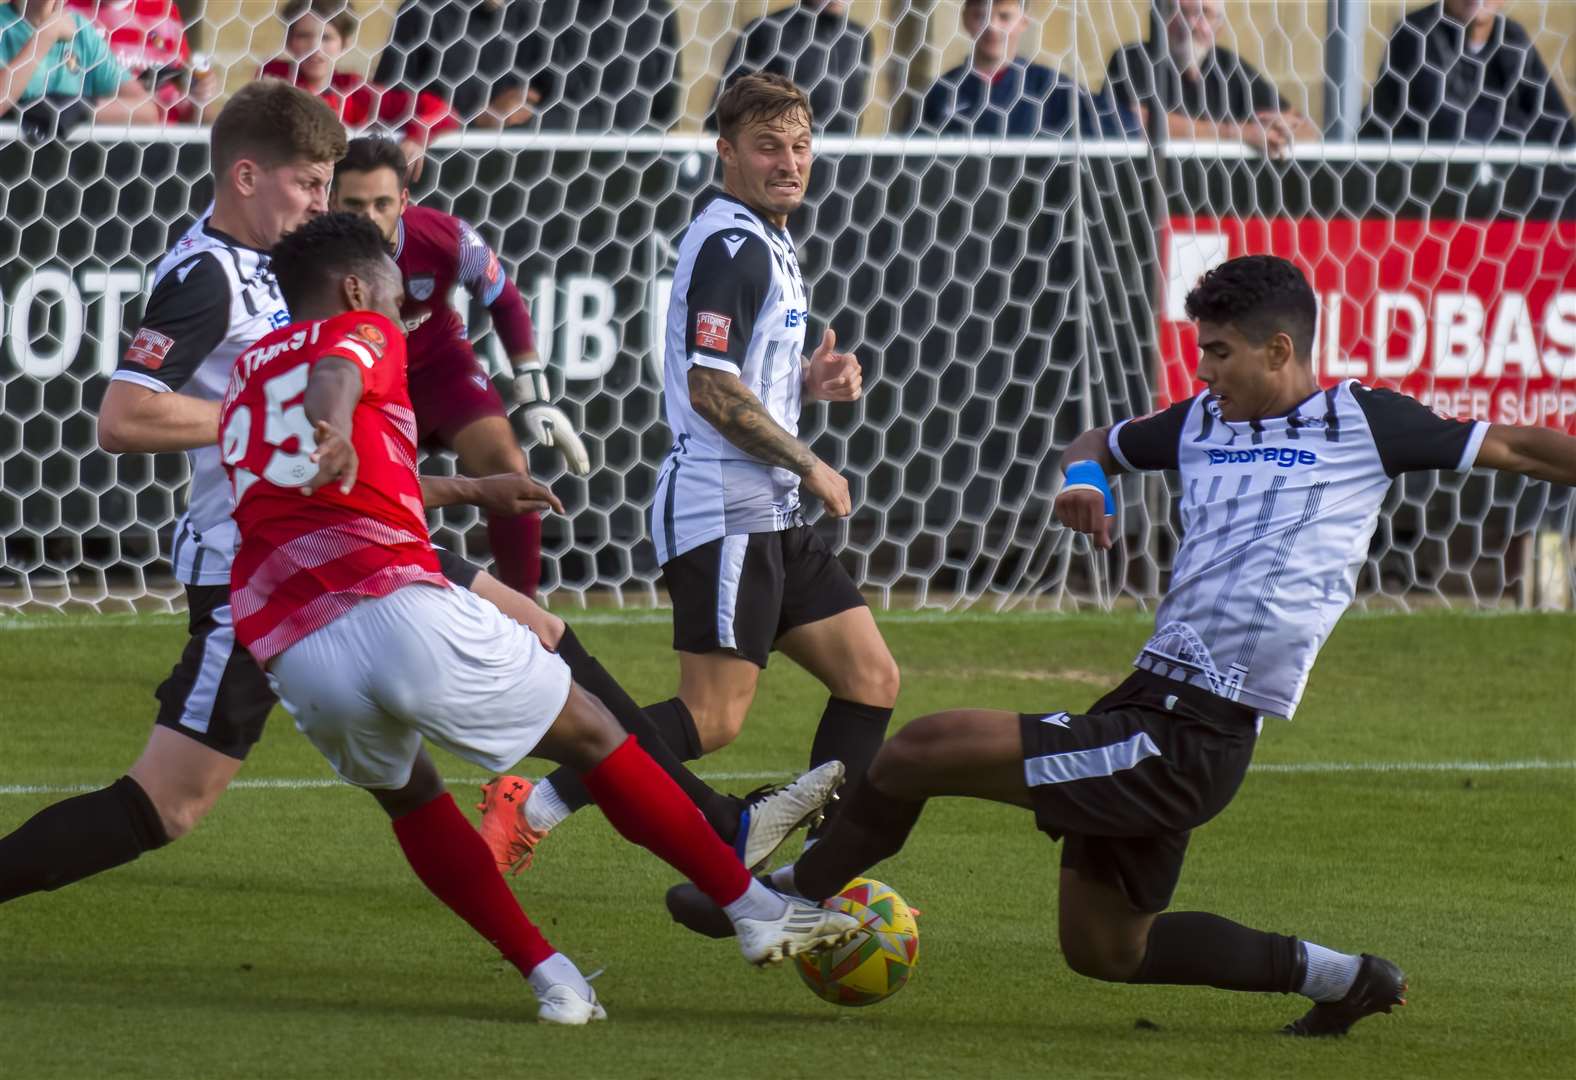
[684,229,773,376]
[1350,384,1489,476]
[455,220,507,307]
[318,314,406,401]
[112,253,230,394]
[75,17,130,99]
[1108,397,1196,472]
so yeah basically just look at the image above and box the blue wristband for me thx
[1063,460,1115,515]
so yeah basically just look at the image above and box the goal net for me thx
[1,0,1572,613]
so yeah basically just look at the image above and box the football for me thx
[794,878,919,1007]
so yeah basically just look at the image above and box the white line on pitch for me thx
[2,760,1571,797]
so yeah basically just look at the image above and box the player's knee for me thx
[687,699,747,753]
[868,714,948,789]
[1059,928,1146,983]
[150,791,212,841]
[551,689,627,771]
[841,652,900,708]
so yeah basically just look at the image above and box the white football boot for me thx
[736,760,846,870]
[535,983,608,1025]
[733,891,861,968]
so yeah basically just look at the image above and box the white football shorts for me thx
[269,582,572,789]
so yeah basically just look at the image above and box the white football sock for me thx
[527,951,592,1001]
[722,877,788,923]
[523,779,572,833]
[1299,941,1362,1002]
[769,864,801,896]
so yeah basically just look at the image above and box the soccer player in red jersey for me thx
[330,136,588,599]
[219,212,856,1024]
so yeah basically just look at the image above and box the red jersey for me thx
[394,204,536,367]
[258,61,459,147]
[219,311,446,666]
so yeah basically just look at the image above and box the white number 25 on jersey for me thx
[220,365,320,501]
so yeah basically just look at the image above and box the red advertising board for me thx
[1159,217,1576,432]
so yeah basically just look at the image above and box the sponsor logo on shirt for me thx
[402,311,432,334]
[1205,447,1319,468]
[126,327,175,370]
[695,311,731,352]
[408,274,436,301]
[268,309,291,329]
[784,308,808,328]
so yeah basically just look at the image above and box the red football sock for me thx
[391,793,555,976]
[581,737,750,906]
[487,510,541,596]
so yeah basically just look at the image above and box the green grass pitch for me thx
[0,609,1572,1079]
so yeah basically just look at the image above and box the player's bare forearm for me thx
[97,381,221,453]
[1062,426,1118,474]
[420,475,478,508]
[304,356,363,434]
[688,366,819,475]
[1476,424,1576,485]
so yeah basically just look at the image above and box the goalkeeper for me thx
[332,136,588,597]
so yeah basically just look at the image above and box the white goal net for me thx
[1,0,1572,613]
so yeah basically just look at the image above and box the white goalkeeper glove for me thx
[509,360,591,477]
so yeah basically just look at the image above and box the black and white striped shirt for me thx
[1111,380,1489,718]
[651,191,810,564]
[111,214,289,585]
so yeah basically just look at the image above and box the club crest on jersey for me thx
[126,327,175,370]
[352,323,388,356]
[695,311,731,352]
[408,274,436,301]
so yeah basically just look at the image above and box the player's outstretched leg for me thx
[536,683,860,967]
[480,622,842,874]
[367,749,604,1025]
[0,726,241,903]
[666,704,1406,1035]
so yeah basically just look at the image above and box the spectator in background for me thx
[373,0,678,132]
[66,0,218,122]
[374,0,541,129]
[1,0,159,130]
[911,0,1138,138]
[528,0,679,130]
[1364,0,1573,145]
[262,0,458,176]
[709,0,869,135]
[1104,0,1317,156]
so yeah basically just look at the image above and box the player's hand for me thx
[517,403,591,476]
[803,459,851,517]
[473,472,564,516]
[805,329,863,402]
[303,420,357,496]
[1054,488,1113,550]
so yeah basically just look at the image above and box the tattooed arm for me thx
[687,366,851,516]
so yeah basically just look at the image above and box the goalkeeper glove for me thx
[509,359,591,477]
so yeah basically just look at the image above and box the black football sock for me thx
[643,697,705,762]
[543,629,741,839]
[806,697,893,838]
[0,776,170,903]
[1129,912,1303,993]
[791,776,923,902]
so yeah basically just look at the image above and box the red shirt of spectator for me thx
[263,2,457,150]
[68,0,196,120]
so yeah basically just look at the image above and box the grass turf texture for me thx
[0,610,1571,1079]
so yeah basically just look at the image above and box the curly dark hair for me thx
[1184,255,1318,359]
[270,212,390,314]
[335,135,409,186]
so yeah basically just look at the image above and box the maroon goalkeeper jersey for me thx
[394,204,536,368]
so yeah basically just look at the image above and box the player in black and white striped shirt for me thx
[510,74,900,868]
[667,255,1576,1036]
